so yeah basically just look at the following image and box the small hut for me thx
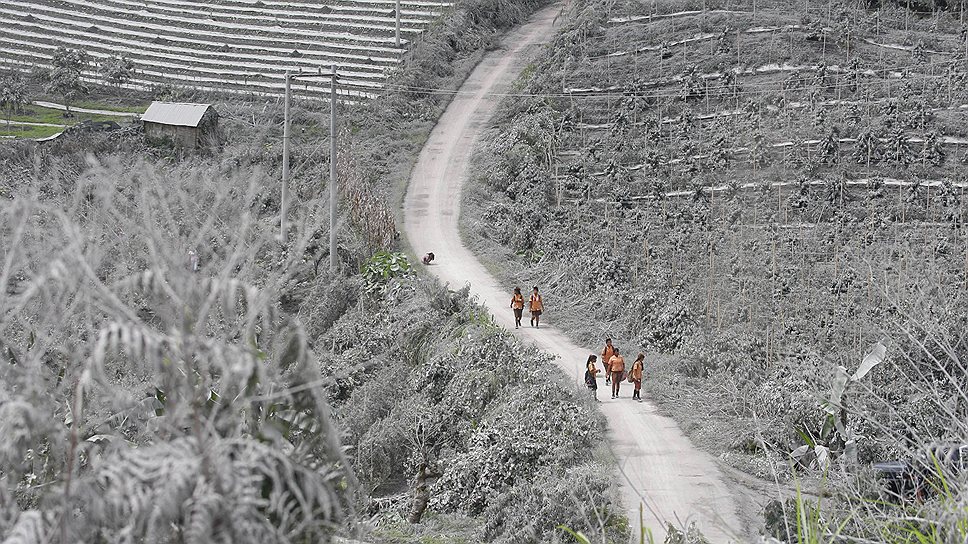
[141,102,218,148]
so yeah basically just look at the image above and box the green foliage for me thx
[362,251,414,294]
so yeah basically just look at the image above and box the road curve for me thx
[402,4,745,541]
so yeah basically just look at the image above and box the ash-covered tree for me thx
[885,126,914,168]
[680,65,704,101]
[45,47,90,117]
[100,55,135,96]
[0,71,28,128]
[919,130,946,167]
[819,127,840,164]
[749,131,770,170]
[854,128,882,167]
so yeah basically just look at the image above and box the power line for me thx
[336,58,963,100]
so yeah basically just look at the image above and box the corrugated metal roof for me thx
[141,102,214,127]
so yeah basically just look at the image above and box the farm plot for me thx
[463,0,968,515]
[3,0,454,99]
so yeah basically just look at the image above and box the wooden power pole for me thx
[281,70,291,245]
[395,0,401,47]
[329,65,338,272]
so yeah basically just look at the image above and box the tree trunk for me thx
[408,464,434,524]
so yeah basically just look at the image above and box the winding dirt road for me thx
[402,4,745,541]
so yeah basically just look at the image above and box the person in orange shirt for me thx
[601,338,615,386]
[629,353,644,401]
[608,348,626,399]
[510,287,525,329]
[529,286,543,328]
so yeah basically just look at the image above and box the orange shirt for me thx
[608,355,625,373]
[529,294,543,311]
[511,293,524,309]
[630,360,643,381]
[602,345,615,370]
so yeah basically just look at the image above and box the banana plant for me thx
[792,341,886,470]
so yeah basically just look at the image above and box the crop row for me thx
[132,0,449,29]
[6,0,454,98]
[0,51,369,102]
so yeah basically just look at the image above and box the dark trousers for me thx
[611,371,623,396]
[513,308,523,326]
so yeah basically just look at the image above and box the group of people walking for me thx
[510,286,543,328]
[584,338,644,402]
[507,288,642,402]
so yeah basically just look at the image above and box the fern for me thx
[0,156,352,543]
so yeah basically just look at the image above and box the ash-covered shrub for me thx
[0,158,354,543]
[331,281,625,542]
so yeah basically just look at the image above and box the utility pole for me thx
[281,70,291,245]
[329,65,338,272]
[395,0,401,47]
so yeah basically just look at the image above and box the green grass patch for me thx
[0,124,64,139]
[5,106,127,126]
[71,100,147,113]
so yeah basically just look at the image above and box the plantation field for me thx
[2,0,455,99]
[466,0,968,538]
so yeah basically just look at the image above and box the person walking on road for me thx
[629,353,644,401]
[584,354,599,402]
[529,286,544,328]
[601,338,615,386]
[510,287,525,329]
[608,348,625,399]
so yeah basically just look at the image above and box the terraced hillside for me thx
[1,0,454,99]
[466,0,968,505]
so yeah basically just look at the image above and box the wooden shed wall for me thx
[144,122,200,147]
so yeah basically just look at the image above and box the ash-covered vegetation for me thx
[465,0,968,539]
[0,0,628,542]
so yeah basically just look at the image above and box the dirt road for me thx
[31,101,139,117]
[402,4,745,541]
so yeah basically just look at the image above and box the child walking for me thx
[601,338,615,386]
[510,287,525,329]
[584,355,599,402]
[529,286,544,328]
[608,348,625,399]
[629,353,644,401]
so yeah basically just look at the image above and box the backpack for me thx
[584,370,596,387]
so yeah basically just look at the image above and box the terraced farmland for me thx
[1,0,455,99]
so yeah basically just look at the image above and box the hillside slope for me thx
[464,0,968,538]
[2,0,453,98]
[0,0,630,542]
